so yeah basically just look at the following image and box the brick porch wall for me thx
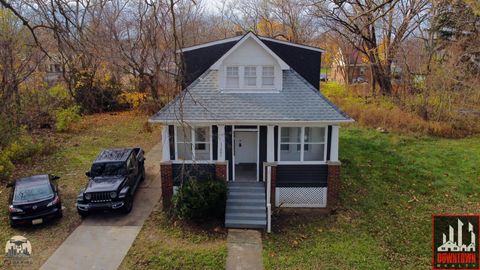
[327,161,341,208]
[160,161,173,209]
[215,161,228,181]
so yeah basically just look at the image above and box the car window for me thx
[91,162,127,177]
[13,183,53,203]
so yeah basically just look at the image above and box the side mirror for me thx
[128,168,134,174]
[51,175,60,181]
[85,171,91,177]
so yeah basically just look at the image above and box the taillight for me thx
[47,195,60,207]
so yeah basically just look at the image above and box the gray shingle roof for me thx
[150,70,352,123]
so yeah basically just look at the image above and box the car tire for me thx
[121,196,133,214]
[77,209,89,218]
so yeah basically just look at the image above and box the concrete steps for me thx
[225,181,267,230]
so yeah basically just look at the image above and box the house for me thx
[329,48,371,84]
[150,32,353,231]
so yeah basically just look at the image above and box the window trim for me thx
[243,66,257,88]
[223,65,277,91]
[225,66,240,88]
[278,126,327,164]
[262,66,275,87]
[174,125,213,161]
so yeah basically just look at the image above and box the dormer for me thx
[210,33,289,92]
[179,32,324,90]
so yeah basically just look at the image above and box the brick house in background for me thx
[150,32,353,232]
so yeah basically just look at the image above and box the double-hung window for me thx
[244,66,257,86]
[226,66,239,88]
[176,126,211,160]
[262,66,274,87]
[279,127,326,162]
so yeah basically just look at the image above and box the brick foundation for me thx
[327,161,341,208]
[160,161,173,209]
[215,161,228,181]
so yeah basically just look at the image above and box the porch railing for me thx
[263,162,273,233]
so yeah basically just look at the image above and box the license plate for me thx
[32,218,43,225]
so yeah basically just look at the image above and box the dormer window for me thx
[262,66,274,86]
[226,66,239,88]
[244,66,257,86]
[224,65,277,90]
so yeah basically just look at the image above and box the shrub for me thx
[55,105,81,131]
[0,153,14,180]
[173,178,227,222]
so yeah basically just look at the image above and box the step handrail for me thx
[263,162,272,233]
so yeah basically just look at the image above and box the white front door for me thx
[234,131,258,181]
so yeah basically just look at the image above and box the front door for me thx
[234,130,258,181]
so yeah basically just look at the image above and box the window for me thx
[244,66,257,86]
[226,66,239,88]
[279,127,326,162]
[280,127,301,161]
[194,127,211,160]
[176,126,211,160]
[262,66,274,86]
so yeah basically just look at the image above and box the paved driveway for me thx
[41,142,162,270]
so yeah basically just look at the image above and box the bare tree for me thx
[0,8,43,124]
[311,0,430,96]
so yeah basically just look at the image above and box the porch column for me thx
[162,125,170,161]
[330,125,339,162]
[267,125,275,162]
[218,125,225,161]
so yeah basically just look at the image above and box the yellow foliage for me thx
[120,92,148,108]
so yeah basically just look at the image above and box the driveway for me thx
[41,142,163,270]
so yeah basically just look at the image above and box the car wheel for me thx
[121,196,133,214]
[77,209,89,218]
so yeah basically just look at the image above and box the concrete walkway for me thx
[226,229,263,270]
[41,143,163,270]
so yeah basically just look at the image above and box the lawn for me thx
[0,111,160,269]
[119,206,227,270]
[263,127,480,269]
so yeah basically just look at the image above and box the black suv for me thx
[8,174,62,227]
[76,148,145,217]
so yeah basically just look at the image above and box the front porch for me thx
[159,123,342,231]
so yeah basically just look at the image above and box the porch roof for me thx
[150,70,352,124]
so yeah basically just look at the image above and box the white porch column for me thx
[330,125,339,162]
[267,125,275,162]
[161,125,170,161]
[218,125,225,161]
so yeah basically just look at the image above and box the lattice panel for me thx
[276,187,327,207]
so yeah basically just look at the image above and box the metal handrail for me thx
[266,165,272,233]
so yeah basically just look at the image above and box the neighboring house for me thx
[150,32,353,231]
[329,49,370,84]
[38,56,64,86]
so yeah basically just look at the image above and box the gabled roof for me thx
[210,32,289,70]
[150,70,352,124]
[178,32,325,53]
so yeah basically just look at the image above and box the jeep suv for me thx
[76,148,145,216]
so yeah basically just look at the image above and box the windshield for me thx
[14,183,53,203]
[91,162,127,177]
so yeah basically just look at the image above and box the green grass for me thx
[0,111,160,268]
[119,208,227,270]
[263,127,480,269]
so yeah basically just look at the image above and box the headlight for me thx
[9,205,23,213]
[47,195,60,207]
[84,193,91,200]
[109,192,117,199]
